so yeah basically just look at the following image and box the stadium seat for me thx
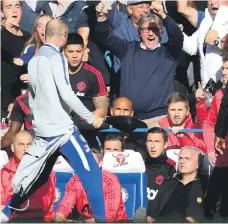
[53,171,74,212]
[166,149,179,169]
[53,156,74,172]
[102,150,146,173]
[103,151,147,220]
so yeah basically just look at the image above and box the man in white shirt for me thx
[182,0,228,88]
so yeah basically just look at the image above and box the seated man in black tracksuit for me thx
[147,146,204,223]
[145,127,176,202]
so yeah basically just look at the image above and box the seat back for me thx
[115,173,147,220]
[53,156,74,172]
[102,150,145,173]
[166,149,179,170]
[103,151,147,220]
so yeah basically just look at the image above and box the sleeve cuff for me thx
[86,114,95,124]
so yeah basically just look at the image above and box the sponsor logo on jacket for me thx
[147,187,158,200]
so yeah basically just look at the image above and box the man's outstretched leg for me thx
[58,128,106,222]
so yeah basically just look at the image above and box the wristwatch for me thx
[214,38,220,47]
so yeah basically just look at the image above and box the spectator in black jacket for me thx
[145,127,176,202]
[96,1,183,127]
[147,146,204,223]
[1,0,30,120]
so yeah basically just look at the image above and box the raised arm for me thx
[151,1,183,59]
[182,30,199,56]
[177,0,199,28]
[163,15,184,59]
[95,6,129,61]
[77,8,90,48]
[107,2,128,29]
[72,1,90,48]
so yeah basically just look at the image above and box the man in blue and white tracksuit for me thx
[1,19,107,222]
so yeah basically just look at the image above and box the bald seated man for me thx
[111,97,134,117]
[1,131,56,222]
[106,97,147,158]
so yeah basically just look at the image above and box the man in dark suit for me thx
[147,146,204,223]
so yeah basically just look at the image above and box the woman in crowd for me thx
[13,14,53,83]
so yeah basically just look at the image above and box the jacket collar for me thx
[140,42,161,51]
[173,173,199,185]
[3,157,19,173]
[145,152,167,170]
[159,112,193,129]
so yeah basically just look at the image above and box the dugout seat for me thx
[103,150,147,220]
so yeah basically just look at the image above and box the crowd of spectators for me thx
[1,0,228,223]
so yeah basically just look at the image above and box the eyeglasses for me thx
[140,26,160,33]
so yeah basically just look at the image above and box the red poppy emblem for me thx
[77,82,86,91]
[155,175,164,185]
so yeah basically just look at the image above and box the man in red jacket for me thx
[195,62,228,167]
[0,131,56,222]
[55,148,128,223]
[159,92,206,153]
